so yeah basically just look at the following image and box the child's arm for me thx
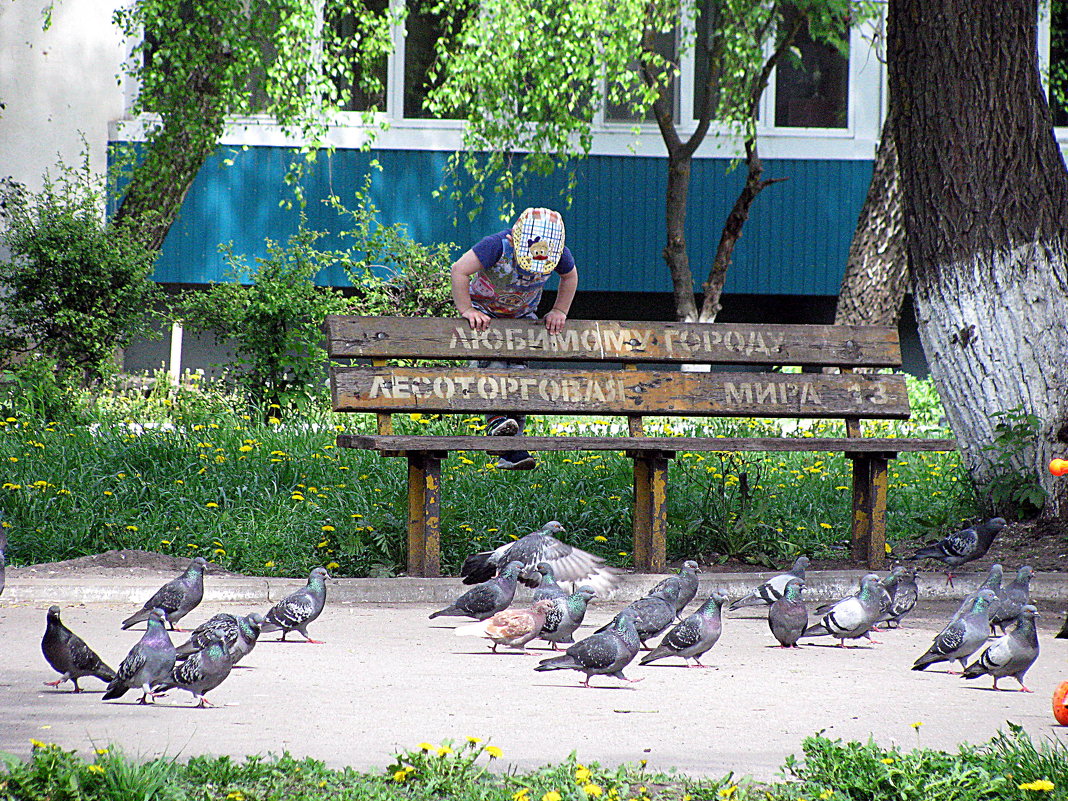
[544,266,578,333]
[450,250,492,331]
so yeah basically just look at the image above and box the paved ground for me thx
[2,568,1067,783]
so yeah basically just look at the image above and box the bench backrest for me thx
[324,316,911,423]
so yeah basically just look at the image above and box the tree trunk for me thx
[889,0,1068,519]
[835,112,908,327]
[664,151,700,322]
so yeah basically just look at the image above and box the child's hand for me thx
[462,308,492,331]
[543,309,567,334]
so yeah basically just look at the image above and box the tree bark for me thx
[889,0,1068,519]
[835,111,908,327]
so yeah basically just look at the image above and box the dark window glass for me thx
[331,0,390,112]
[692,1,721,120]
[773,6,848,128]
[606,27,678,122]
[404,1,465,119]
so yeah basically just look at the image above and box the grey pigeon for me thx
[882,566,919,628]
[460,521,621,596]
[176,612,264,665]
[768,578,808,647]
[640,591,726,667]
[912,589,997,672]
[598,583,680,645]
[430,560,525,621]
[261,566,330,642]
[1055,609,1068,640]
[155,631,234,707]
[651,560,700,618]
[800,574,884,647]
[989,565,1033,634]
[455,599,555,652]
[521,562,569,602]
[102,608,177,704]
[729,556,809,611]
[950,563,1003,624]
[534,611,642,687]
[121,556,208,631]
[961,604,1040,692]
[906,517,1007,585]
[41,606,116,691]
[540,585,597,649]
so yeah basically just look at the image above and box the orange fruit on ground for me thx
[1052,681,1068,725]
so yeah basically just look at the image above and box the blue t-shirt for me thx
[468,230,575,319]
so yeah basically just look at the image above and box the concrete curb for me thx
[4,568,1068,606]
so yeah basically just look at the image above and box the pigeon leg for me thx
[688,658,711,668]
[944,571,955,588]
[71,680,83,693]
[195,695,215,708]
[43,678,66,687]
[1015,680,1033,693]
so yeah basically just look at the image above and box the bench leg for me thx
[850,455,888,570]
[406,453,441,577]
[632,454,668,572]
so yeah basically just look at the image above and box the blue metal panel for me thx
[141,144,872,296]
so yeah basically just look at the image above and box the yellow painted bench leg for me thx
[632,453,668,572]
[849,454,888,570]
[406,453,442,577]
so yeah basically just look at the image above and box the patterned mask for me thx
[511,207,565,275]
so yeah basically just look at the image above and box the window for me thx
[1051,0,1068,125]
[331,0,390,113]
[404,1,466,119]
[605,27,679,123]
[773,6,849,128]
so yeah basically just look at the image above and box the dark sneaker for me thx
[496,450,537,470]
[487,417,520,437]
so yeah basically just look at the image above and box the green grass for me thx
[3,725,1067,801]
[0,374,978,577]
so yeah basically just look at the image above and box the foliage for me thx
[981,406,1048,520]
[326,176,456,317]
[174,219,355,417]
[0,371,977,578]
[0,156,161,383]
[0,354,81,424]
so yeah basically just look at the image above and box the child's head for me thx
[511,207,565,276]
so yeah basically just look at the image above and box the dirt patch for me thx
[12,549,239,578]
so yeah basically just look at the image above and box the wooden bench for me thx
[324,315,956,576]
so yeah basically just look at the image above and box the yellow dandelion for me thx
[326,562,339,570]
[486,745,503,758]
[542,793,562,801]
[575,766,592,783]
[418,742,434,751]
[206,502,219,508]
[239,445,253,453]
[881,758,894,764]
[265,561,275,568]
[1019,780,1055,792]
[466,736,483,744]
[87,765,105,775]
[436,746,453,756]
[719,786,738,799]
[126,525,139,532]
[583,785,603,797]
[594,536,608,542]
[95,748,109,755]
[513,790,530,801]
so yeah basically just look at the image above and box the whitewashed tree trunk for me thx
[889,0,1068,520]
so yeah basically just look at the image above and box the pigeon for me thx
[881,566,919,628]
[639,591,726,667]
[800,574,884,647]
[534,611,642,687]
[768,578,808,647]
[121,556,208,630]
[521,562,569,602]
[41,606,117,691]
[961,605,1040,692]
[949,563,1003,624]
[261,566,330,642]
[102,608,177,704]
[1055,609,1068,640]
[989,565,1034,634]
[539,586,597,650]
[430,560,525,621]
[597,583,680,645]
[905,517,1007,585]
[912,589,997,673]
[460,521,621,596]
[176,612,264,665]
[155,631,234,707]
[650,560,701,618]
[454,599,555,652]
[729,556,809,611]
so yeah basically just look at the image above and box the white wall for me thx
[0,0,127,192]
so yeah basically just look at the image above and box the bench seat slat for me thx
[337,434,957,454]
[324,316,902,367]
[331,366,913,419]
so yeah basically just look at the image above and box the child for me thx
[450,207,579,469]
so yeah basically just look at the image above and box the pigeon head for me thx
[541,521,565,535]
[1015,565,1034,583]
[574,586,597,602]
[682,560,700,573]
[47,605,62,621]
[310,567,330,581]
[500,560,525,579]
[783,578,805,599]
[972,588,997,613]
[191,556,208,569]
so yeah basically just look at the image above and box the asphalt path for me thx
[2,588,1067,782]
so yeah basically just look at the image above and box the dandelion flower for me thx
[583,785,604,797]
[486,745,503,758]
[1019,780,1055,792]
[87,765,105,775]
[542,792,562,801]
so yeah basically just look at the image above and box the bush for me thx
[0,154,161,384]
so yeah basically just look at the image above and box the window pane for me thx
[693,1,720,120]
[606,27,678,123]
[774,7,848,128]
[331,0,390,112]
[1051,0,1068,126]
[405,1,465,119]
